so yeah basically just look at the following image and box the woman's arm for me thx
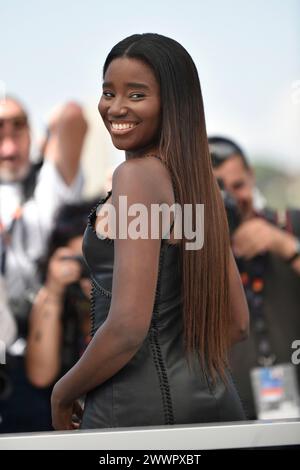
[51,158,165,430]
[228,248,250,345]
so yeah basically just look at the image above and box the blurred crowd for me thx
[0,95,299,432]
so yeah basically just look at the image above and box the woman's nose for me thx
[108,97,128,118]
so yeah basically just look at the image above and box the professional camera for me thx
[208,136,247,234]
[61,255,90,279]
[217,178,241,235]
[57,254,91,305]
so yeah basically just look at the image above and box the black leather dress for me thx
[81,190,245,429]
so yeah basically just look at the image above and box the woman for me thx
[51,33,249,430]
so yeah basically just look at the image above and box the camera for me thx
[61,255,90,279]
[217,178,241,235]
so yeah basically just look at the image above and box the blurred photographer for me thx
[210,137,300,272]
[26,200,97,389]
[209,136,300,420]
[0,97,87,331]
[0,97,87,433]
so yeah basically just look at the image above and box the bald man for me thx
[0,97,87,314]
[0,96,87,432]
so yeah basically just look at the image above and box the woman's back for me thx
[81,158,245,428]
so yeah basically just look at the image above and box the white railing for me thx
[0,419,299,450]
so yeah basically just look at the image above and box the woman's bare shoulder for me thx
[112,157,174,205]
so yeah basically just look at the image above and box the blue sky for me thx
[1,0,300,169]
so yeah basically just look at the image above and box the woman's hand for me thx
[51,381,83,431]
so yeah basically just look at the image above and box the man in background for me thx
[0,96,87,432]
[209,136,300,420]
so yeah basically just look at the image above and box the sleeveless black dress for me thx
[81,190,245,428]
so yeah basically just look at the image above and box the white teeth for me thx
[111,122,135,130]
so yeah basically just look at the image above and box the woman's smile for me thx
[109,121,139,135]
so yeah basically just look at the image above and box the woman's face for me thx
[98,57,161,154]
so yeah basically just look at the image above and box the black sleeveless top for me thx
[81,190,245,428]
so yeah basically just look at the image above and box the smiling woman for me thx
[99,58,161,152]
[51,33,249,431]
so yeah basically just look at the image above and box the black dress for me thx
[81,190,245,429]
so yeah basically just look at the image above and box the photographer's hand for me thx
[232,218,283,259]
[46,247,82,295]
[43,102,88,186]
[232,218,300,274]
[267,227,300,274]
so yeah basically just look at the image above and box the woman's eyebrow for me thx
[125,82,150,90]
[102,81,113,88]
[102,81,150,90]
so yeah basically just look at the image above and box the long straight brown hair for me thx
[103,33,231,378]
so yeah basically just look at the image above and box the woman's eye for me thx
[130,93,145,99]
[102,91,114,98]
